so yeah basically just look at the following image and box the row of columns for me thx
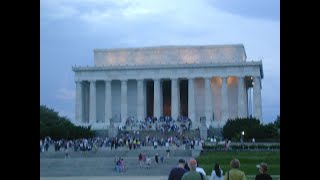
[75,76,262,127]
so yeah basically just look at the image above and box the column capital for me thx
[188,77,195,80]
[120,79,128,82]
[136,78,144,82]
[221,76,228,82]
[89,80,96,83]
[153,78,161,81]
[204,76,212,80]
[104,79,111,83]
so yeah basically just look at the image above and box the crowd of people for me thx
[137,152,164,169]
[41,136,275,179]
[124,115,192,132]
[114,157,126,173]
[169,158,273,180]
[40,134,204,156]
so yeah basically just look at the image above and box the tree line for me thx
[40,105,95,140]
[41,104,280,142]
[222,116,280,142]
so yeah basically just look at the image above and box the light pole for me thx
[241,131,244,149]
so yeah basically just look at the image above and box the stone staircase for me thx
[118,129,200,140]
[40,148,192,159]
[40,156,191,177]
[40,130,200,177]
[40,144,196,177]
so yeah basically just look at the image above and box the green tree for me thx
[40,105,95,140]
[222,117,279,141]
[222,117,262,140]
[273,115,280,129]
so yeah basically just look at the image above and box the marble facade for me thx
[73,44,263,130]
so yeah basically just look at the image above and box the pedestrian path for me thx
[40,176,168,180]
[40,156,190,177]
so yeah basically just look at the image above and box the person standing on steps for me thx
[155,153,159,164]
[160,154,164,164]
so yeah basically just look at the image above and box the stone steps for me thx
[40,148,192,158]
[118,129,200,139]
[40,156,191,177]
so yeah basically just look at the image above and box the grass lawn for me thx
[196,151,280,178]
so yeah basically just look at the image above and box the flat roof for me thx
[93,44,247,66]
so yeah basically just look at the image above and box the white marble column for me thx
[84,83,89,123]
[244,79,249,117]
[160,81,163,116]
[137,79,145,121]
[205,77,213,123]
[253,76,262,120]
[143,81,147,118]
[105,80,112,127]
[89,80,96,124]
[177,80,180,116]
[75,80,83,124]
[237,76,246,118]
[171,78,179,120]
[121,79,128,126]
[221,77,228,124]
[188,78,195,126]
[153,79,161,118]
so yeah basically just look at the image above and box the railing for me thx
[202,143,280,151]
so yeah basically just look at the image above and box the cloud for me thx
[206,0,279,21]
[57,109,75,122]
[41,0,279,123]
[56,88,75,100]
[41,0,155,23]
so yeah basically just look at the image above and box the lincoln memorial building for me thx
[72,44,263,130]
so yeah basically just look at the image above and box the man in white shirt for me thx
[196,162,206,176]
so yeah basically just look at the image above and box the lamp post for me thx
[241,131,244,149]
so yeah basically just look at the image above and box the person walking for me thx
[181,158,208,180]
[168,159,188,180]
[224,159,246,180]
[255,163,272,180]
[155,153,159,164]
[210,163,223,180]
[196,162,206,176]
[138,153,143,167]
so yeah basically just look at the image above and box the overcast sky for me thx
[40,0,279,124]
